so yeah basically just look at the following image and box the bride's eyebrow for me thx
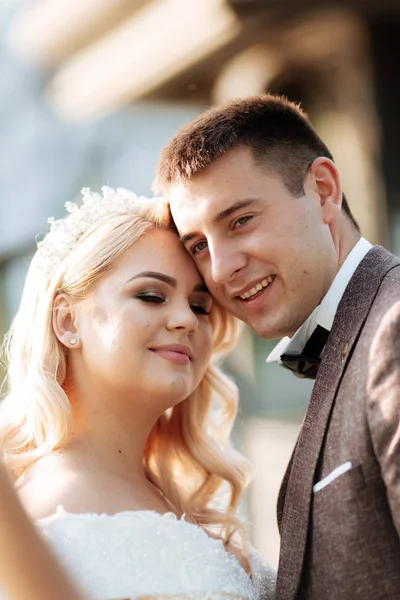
[128,271,177,288]
[127,273,210,295]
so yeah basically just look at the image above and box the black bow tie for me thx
[280,325,330,380]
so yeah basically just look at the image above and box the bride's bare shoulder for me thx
[16,454,102,520]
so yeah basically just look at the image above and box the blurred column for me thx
[368,16,400,255]
[9,0,241,121]
[7,0,143,65]
[243,419,301,569]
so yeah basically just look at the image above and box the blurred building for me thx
[1,0,400,567]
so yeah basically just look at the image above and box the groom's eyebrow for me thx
[179,199,258,246]
[180,232,198,246]
[214,199,257,222]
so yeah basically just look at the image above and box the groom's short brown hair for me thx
[154,94,359,231]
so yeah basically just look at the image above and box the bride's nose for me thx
[165,302,198,333]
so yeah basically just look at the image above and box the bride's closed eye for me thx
[135,291,211,316]
[190,302,211,316]
[136,291,164,303]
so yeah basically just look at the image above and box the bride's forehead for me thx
[104,232,203,287]
[126,229,192,265]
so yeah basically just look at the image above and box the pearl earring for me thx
[70,337,78,346]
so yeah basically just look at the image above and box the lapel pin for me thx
[342,342,349,357]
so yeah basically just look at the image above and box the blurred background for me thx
[1,0,400,569]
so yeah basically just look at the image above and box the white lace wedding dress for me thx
[9,507,276,599]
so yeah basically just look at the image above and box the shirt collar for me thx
[266,237,373,364]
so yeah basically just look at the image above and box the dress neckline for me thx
[37,505,181,523]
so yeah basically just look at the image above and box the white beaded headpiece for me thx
[36,186,152,278]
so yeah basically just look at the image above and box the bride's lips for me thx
[150,344,192,365]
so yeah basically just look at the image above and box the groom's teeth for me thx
[240,276,274,300]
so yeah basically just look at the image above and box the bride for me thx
[0,187,275,600]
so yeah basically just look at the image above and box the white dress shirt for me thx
[267,238,373,365]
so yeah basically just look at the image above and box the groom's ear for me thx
[309,157,342,225]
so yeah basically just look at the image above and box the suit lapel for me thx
[276,246,400,600]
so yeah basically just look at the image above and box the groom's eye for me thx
[191,240,208,256]
[233,215,253,229]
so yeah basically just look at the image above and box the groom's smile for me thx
[236,275,275,301]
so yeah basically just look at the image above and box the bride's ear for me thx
[53,294,81,349]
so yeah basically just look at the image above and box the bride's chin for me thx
[148,379,195,408]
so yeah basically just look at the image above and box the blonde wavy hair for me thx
[0,196,252,556]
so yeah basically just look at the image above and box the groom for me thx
[153,95,400,599]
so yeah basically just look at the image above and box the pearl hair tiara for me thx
[36,186,152,278]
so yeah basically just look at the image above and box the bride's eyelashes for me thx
[190,303,211,316]
[135,291,212,315]
[136,291,164,303]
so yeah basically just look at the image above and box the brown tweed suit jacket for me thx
[275,246,400,600]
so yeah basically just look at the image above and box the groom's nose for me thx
[209,239,246,284]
